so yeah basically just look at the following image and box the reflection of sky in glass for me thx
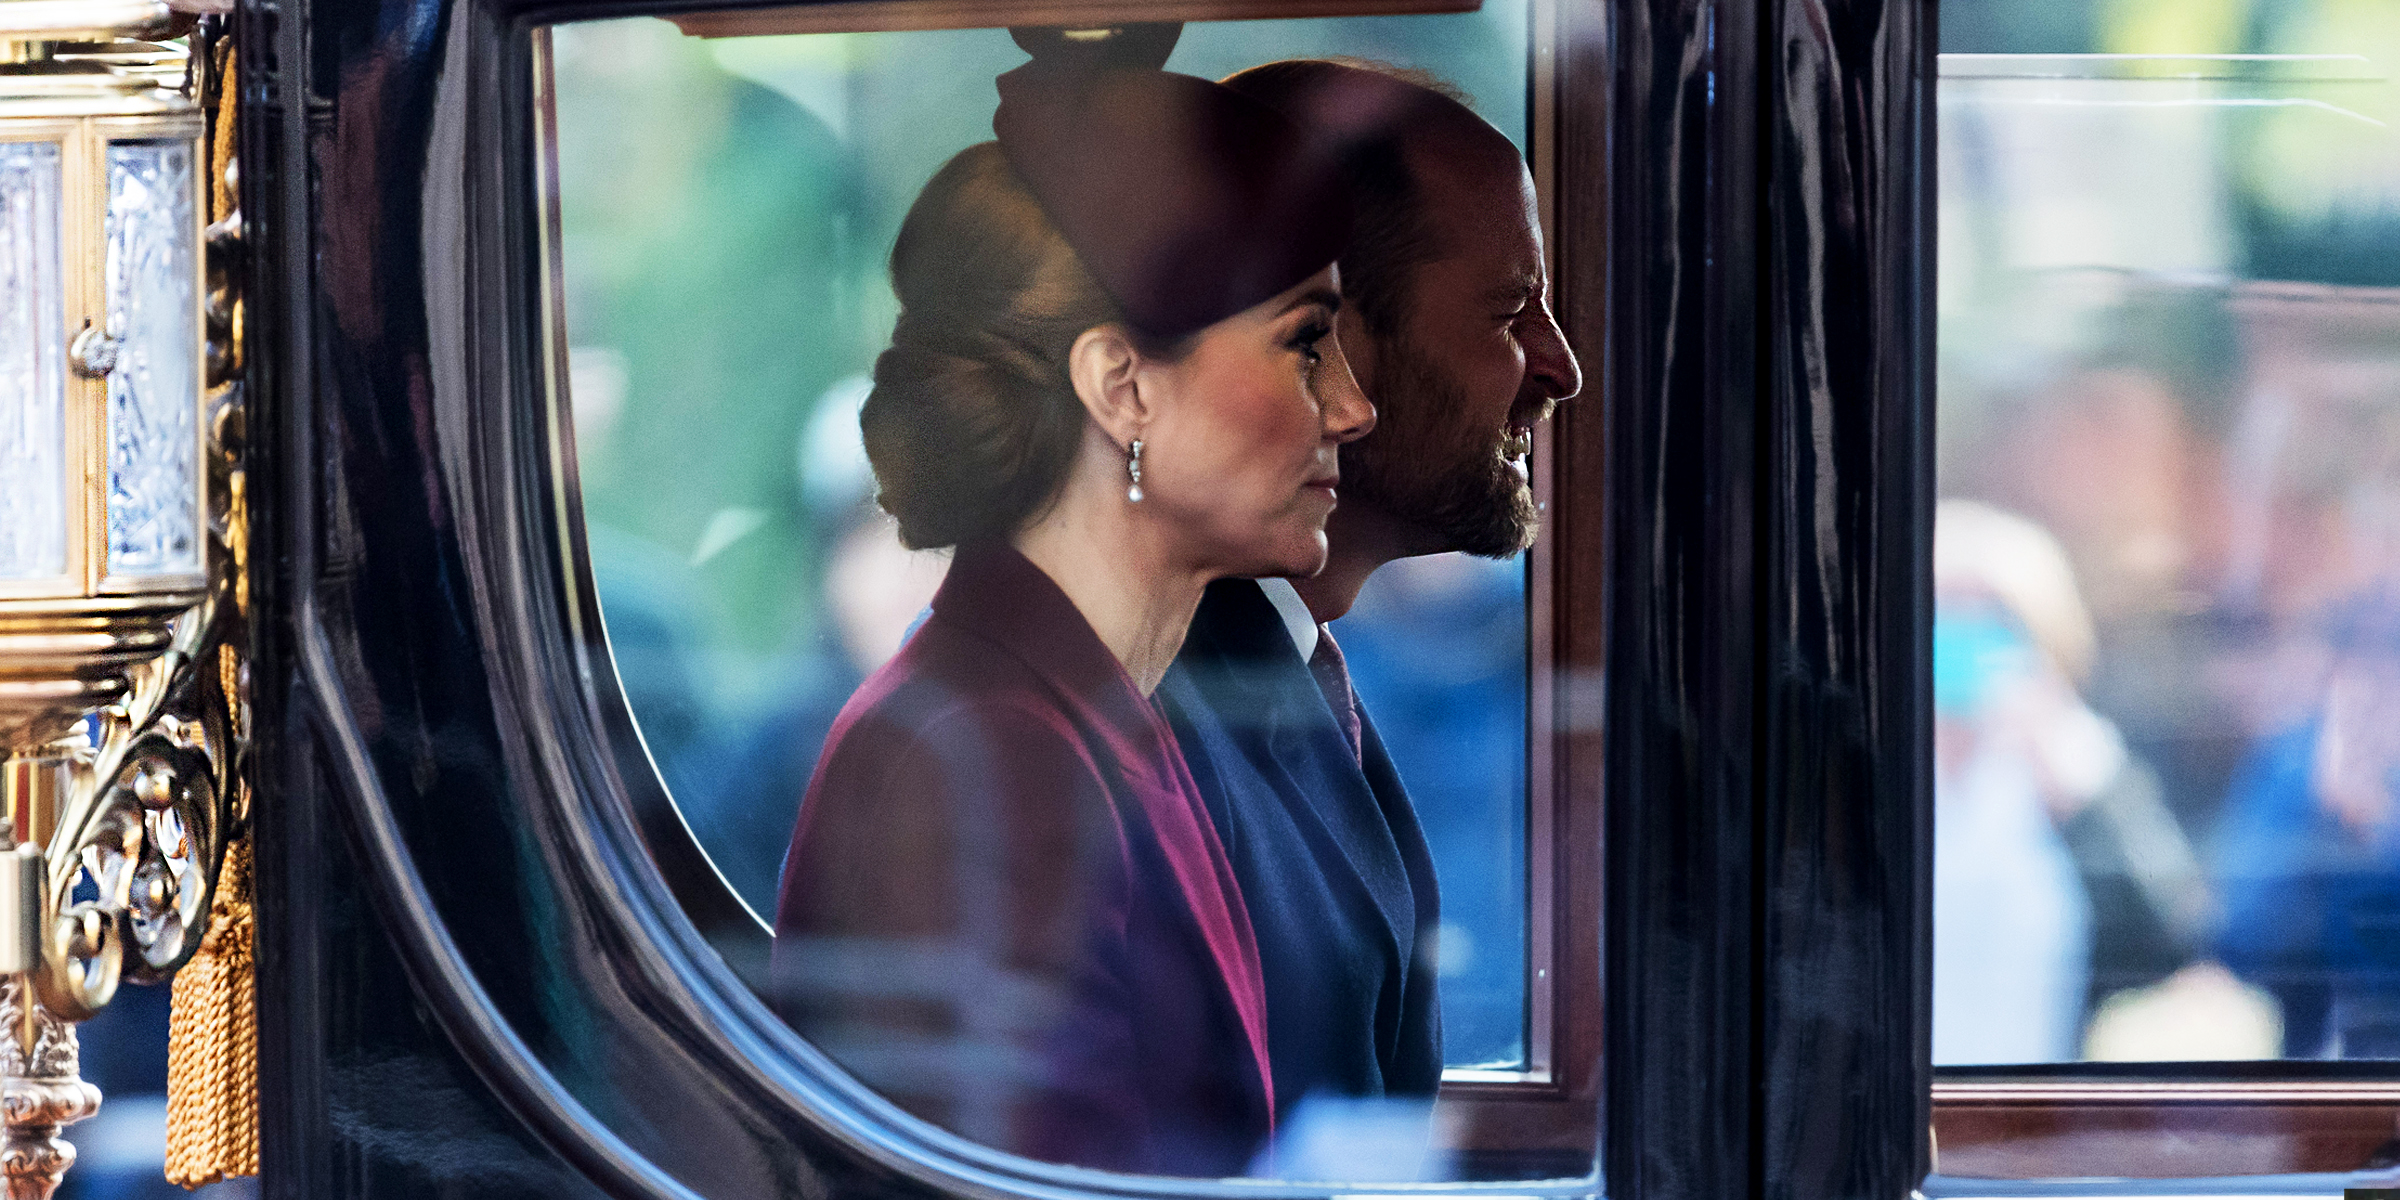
[104,141,200,581]
[0,141,68,583]
[1934,19,2400,1073]
[553,5,1539,1074]
[1339,553,1528,1070]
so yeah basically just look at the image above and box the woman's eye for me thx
[1290,322,1331,364]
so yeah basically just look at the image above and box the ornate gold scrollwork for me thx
[34,598,236,1023]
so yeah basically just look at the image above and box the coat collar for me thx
[1254,576,1321,661]
[928,541,1277,1121]
[1175,580,1416,949]
[930,541,1157,753]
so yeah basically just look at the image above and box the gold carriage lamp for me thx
[0,0,204,862]
[0,3,229,1194]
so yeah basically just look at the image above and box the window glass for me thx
[1938,0,2400,1071]
[1929,4,2400,1180]
[550,5,1557,1179]
[1934,0,2400,1180]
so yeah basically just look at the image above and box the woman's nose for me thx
[1322,335,1377,444]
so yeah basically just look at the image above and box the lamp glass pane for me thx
[103,139,200,581]
[0,141,69,583]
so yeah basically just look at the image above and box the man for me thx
[1157,59,1583,1157]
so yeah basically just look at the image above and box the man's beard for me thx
[1341,341,1541,559]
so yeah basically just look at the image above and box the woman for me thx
[771,27,1375,1178]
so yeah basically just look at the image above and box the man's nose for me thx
[1526,307,1582,403]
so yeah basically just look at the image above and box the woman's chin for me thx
[1218,541,1322,583]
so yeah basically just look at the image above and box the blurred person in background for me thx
[699,378,951,913]
[1940,320,2262,1045]
[2197,287,2400,1058]
[1155,59,1580,1177]
[1934,500,2212,1063]
[2216,596,2400,1057]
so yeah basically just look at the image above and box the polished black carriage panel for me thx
[1602,1,1932,1197]
[230,0,1934,1195]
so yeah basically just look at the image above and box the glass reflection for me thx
[551,6,1558,1181]
[0,140,68,583]
[1938,29,2400,1067]
[1934,0,2400,1180]
[103,141,201,582]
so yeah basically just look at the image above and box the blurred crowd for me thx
[1936,285,2400,1064]
[1933,0,2400,1063]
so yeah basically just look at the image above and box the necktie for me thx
[1307,626,1364,764]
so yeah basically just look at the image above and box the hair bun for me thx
[1006,23,1181,73]
[858,145,1120,550]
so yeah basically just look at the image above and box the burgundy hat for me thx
[993,25,1354,341]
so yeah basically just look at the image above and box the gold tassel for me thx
[166,36,259,1190]
[164,838,258,1188]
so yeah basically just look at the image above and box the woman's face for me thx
[1134,267,1377,579]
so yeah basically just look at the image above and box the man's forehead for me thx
[1416,154,1545,283]
[1408,125,1531,200]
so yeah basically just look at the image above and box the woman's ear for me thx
[1066,324,1153,446]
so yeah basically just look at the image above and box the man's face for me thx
[1338,154,1583,559]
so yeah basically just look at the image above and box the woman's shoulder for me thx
[784,623,1131,933]
[811,621,1105,802]
[828,619,1053,728]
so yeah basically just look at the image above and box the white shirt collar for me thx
[1254,576,1320,662]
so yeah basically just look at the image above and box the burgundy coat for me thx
[771,543,1275,1176]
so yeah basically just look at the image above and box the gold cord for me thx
[165,36,259,1190]
[164,838,257,1188]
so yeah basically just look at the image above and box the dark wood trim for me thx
[1941,1080,2400,1103]
[1431,0,1605,1172]
[667,0,1478,38]
[1543,0,1606,1141]
[1935,1085,2400,1178]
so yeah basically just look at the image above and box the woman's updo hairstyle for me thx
[861,22,1355,549]
[860,144,1123,551]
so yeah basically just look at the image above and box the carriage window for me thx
[548,2,1586,1181]
[1932,0,2400,1180]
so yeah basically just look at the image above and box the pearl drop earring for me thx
[1126,438,1145,503]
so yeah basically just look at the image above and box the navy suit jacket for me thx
[1159,578,1444,1111]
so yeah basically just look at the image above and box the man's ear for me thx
[1067,324,1153,446]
